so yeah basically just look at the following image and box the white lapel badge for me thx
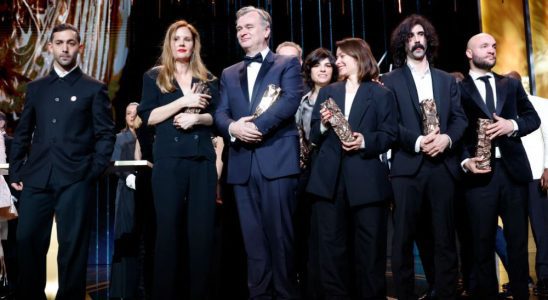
[70,96,77,102]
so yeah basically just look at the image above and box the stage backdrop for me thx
[0,0,131,111]
[480,0,548,98]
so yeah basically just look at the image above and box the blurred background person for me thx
[276,41,303,65]
[109,102,142,299]
[137,20,219,300]
[306,37,397,299]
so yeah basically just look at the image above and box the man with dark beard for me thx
[459,33,540,300]
[382,15,467,300]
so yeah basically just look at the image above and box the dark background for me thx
[113,0,481,129]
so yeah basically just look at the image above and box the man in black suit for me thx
[382,15,467,299]
[9,23,115,300]
[459,33,540,300]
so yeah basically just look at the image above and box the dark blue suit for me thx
[459,73,540,300]
[215,51,303,299]
[306,81,397,298]
[382,65,467,299]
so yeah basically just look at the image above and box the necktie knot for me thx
[244,53,263,66]
[478,75,491,83]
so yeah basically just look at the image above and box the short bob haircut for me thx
[335,38,379,82]
[301,48,338,89]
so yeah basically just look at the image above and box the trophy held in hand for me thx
[475,118,493,170]
[420,99,440,135]
[320,98,355,143]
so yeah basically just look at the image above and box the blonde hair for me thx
[156,20,210,93]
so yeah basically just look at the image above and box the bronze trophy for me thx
[475,118,493,170]
[420,99,440,134]
[320,98,355,143]
[184,81,210,114]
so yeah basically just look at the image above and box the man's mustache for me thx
[412,43,425,51]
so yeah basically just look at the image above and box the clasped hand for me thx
[420,127,450,157]
[180,84,211,110]
[342,132,364,152]
[485,113,514,139]
[173,113,198,130]
[229,116,262,143]
[320,107,332,126]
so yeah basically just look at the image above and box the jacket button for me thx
[54,97,60,102]
[174,137,179,142]
[193,135,198,140]
[52,118,57,124]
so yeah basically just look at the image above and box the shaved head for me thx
[466,33,497,73]
[466,33,496,50]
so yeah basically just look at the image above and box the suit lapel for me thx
[238,62,250,103]
[495,74,506,115]
[348,82,371,129]
[250,52,275,113]
[462,75,492,118]
[431,69,442,110]
[402,66,421,116]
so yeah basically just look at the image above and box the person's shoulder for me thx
[221,61,245,75]
[381,67,404,81]
[144,66,161,80]
[80,72,106,87]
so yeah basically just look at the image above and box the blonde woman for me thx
[137,20,218,299]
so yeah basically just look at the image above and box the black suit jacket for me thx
[9,68,115,188]
[459,73,540,183]
[382,65,468,179]
[138,67,219,162]
[306,81,397,206]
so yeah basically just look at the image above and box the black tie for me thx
[243,53,263,66]
[478,75,495,116]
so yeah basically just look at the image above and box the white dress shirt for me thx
[53,64,79,78]
[247,48,270,100]
[407,62,434,153]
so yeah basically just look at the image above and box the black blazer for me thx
[138,67,219,162]
[9,68,115,188]
[306,81,397,206]
[459,73,540,183]
[382,65,468,179]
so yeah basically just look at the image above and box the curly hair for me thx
[301,48,338,90]
[390,14,439,68]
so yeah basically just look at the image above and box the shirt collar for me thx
[406,61,430,76]
[469,70,494,81]
[53,64,79,78]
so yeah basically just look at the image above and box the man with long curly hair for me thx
[382,15,467,300]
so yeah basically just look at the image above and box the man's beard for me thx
[472,55,496,70]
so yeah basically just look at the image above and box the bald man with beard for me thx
[459,33,540,300]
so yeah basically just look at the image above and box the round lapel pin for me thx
[70,96,77,102]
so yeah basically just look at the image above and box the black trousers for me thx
[464,160,529,300]
[529,179,548,281]
[391,160,458,300]
[312,175,388,300]
[151,157,217,300]
[16,176,93,300]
